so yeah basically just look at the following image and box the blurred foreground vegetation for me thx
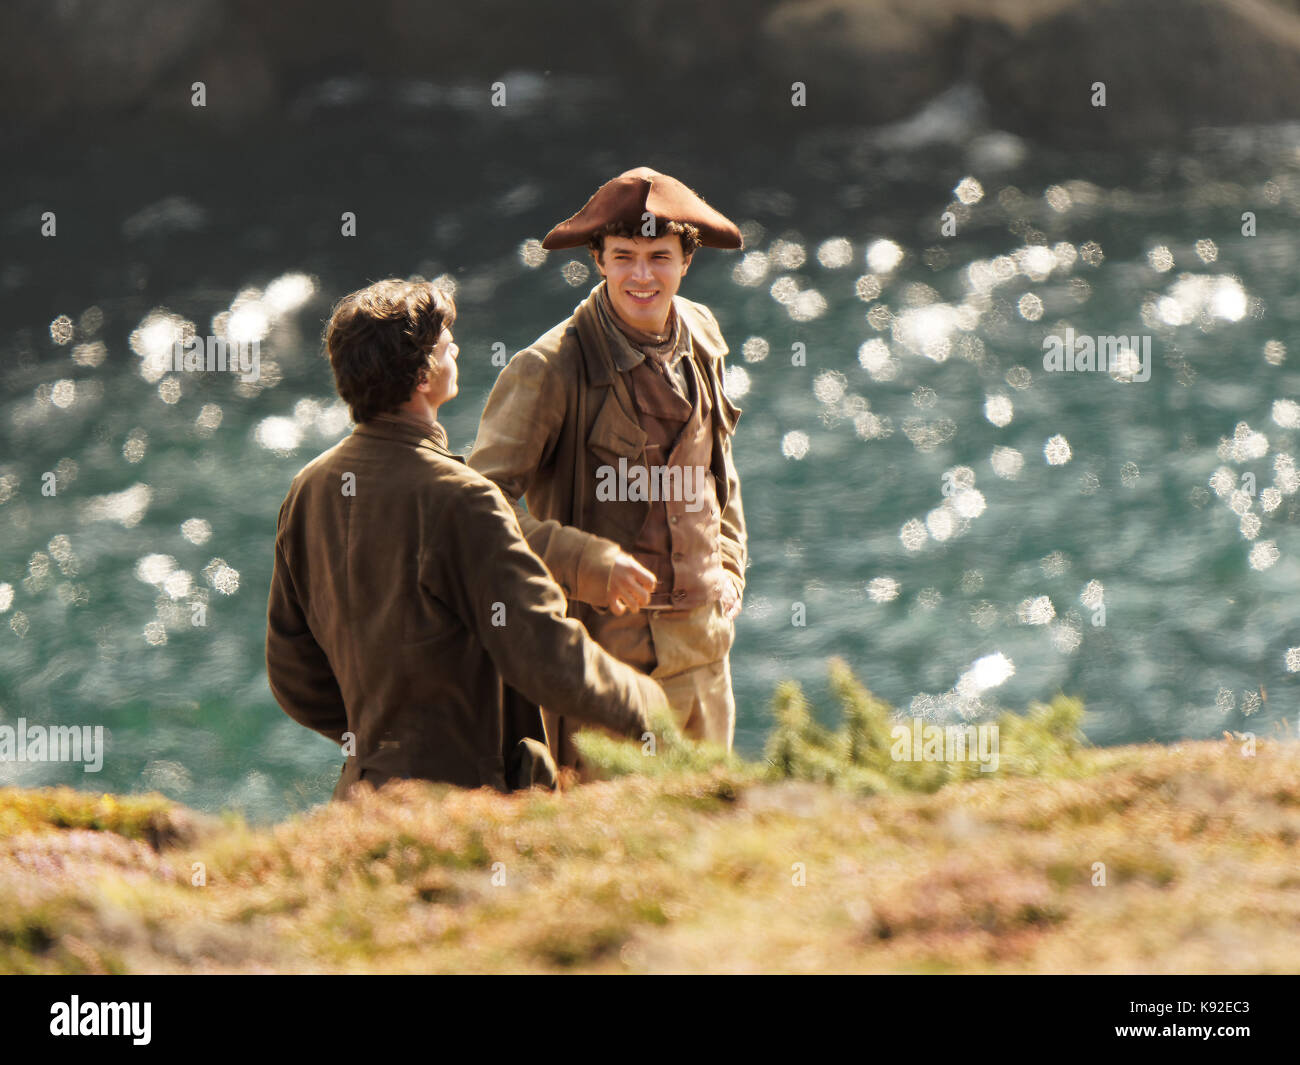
[3,660,1298,973]
[578,657,1089,791]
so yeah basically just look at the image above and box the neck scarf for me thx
[597,283,689,372]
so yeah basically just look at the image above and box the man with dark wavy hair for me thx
[266,279,671,798]
[470,167,748,771]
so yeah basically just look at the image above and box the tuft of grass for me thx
[0,787,205,849]
[761,657,1088,794]
[575,705,759,784]
[581,657,1088,798]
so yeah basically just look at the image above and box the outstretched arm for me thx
[425,475,668,737]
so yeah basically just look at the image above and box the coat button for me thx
[672,552,684,562]
[670,515,679,524]
[673,590,687,601]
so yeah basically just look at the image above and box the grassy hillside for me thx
[2,661,1298,974]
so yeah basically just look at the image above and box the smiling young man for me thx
[266,279,671,797]
[469,167,748,769]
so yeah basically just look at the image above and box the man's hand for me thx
[607,551,656,615]
[719,570,742,621]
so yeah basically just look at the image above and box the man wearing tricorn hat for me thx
[470,167,747,770]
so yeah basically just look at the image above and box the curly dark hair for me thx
[324,280,456,423]
[587,219,701,261]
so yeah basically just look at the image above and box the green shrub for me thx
[582,656,1087,797]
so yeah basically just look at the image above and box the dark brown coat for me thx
[265,412,666,798]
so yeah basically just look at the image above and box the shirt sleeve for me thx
[265,498,349,744]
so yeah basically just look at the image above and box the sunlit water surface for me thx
[3,83,1299,820]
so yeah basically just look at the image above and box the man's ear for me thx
[680,251,694,276]
[589,247,606,276]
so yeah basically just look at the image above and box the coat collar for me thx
[353,411,465,463]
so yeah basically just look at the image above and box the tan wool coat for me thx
[468,282,747,619]
[265,411,667,798]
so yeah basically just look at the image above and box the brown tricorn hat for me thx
[541,167,743,251]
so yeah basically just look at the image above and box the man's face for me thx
[595,234,693,333]
[421,327,458,407]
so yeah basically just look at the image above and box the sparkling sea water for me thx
[3,82,1298,821]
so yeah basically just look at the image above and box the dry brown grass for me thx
[2,736,1297,973]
